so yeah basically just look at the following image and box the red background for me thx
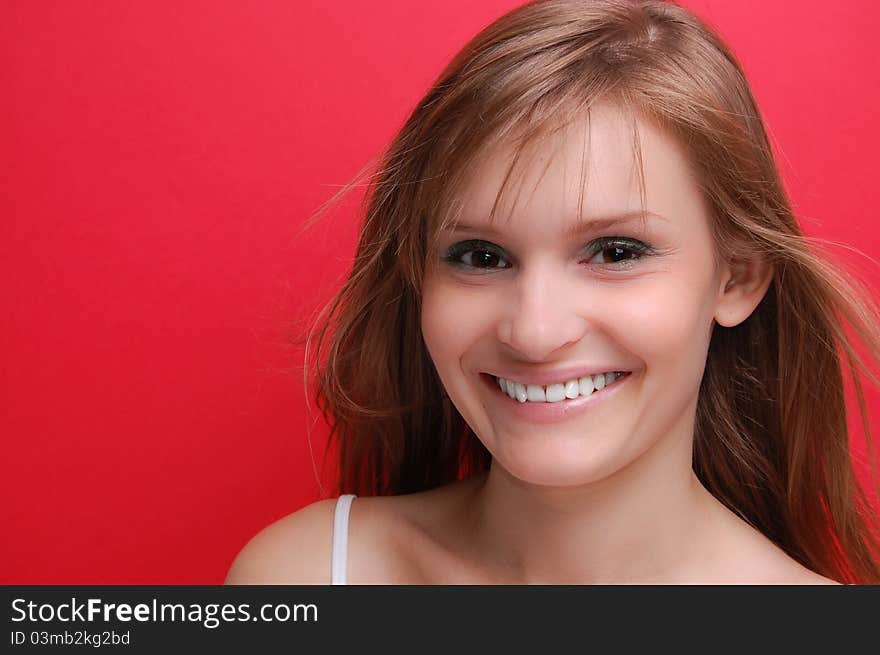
[2,1,879,584]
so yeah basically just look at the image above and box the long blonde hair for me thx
[296,0,880,583]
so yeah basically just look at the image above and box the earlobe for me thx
[714,257,774,328]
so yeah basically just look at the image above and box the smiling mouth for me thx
[481,371,632,403]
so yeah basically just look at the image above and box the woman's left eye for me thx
[441,237,653,273]
[584,237,653,267]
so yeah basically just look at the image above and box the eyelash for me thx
[441,237,655,273]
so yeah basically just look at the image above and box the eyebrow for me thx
[446,211,668,237]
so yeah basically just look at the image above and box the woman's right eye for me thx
[441,240,510,272]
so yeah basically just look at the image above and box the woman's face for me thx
[421,103,727,487]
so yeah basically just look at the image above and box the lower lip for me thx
[480,372,633,424]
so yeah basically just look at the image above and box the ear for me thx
[714,255,774,328]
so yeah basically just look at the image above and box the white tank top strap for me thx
[331,494,357,585]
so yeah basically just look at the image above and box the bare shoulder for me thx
[346,475,488,584]
[748,545,844,586]
[788,570,842,585]
[761,555,841,585]
[711,515,843,584]
[224,493,427,585]
[698,494,845,585]
[226,475,485,585]
[225,498,339,585]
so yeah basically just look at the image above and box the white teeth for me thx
[526,384,546,402]
[545,383,566,402]
[578,375,594,396]
[495,372,626,403]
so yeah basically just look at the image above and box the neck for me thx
[465,412,723,584]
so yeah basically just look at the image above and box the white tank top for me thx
[330,494,357,585]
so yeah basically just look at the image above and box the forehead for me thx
[449,102,706,234]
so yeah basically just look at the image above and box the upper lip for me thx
[484,365,631,386]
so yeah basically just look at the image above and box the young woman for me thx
[226,0,880,584]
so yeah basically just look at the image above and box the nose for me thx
[496,263,589,362]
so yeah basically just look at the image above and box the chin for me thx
[491,442,627,489]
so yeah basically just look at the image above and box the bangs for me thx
[422,91,654,270]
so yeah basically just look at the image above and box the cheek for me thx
[618,274,716,382]
[421,275,503,395]
[421,277,477,374]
